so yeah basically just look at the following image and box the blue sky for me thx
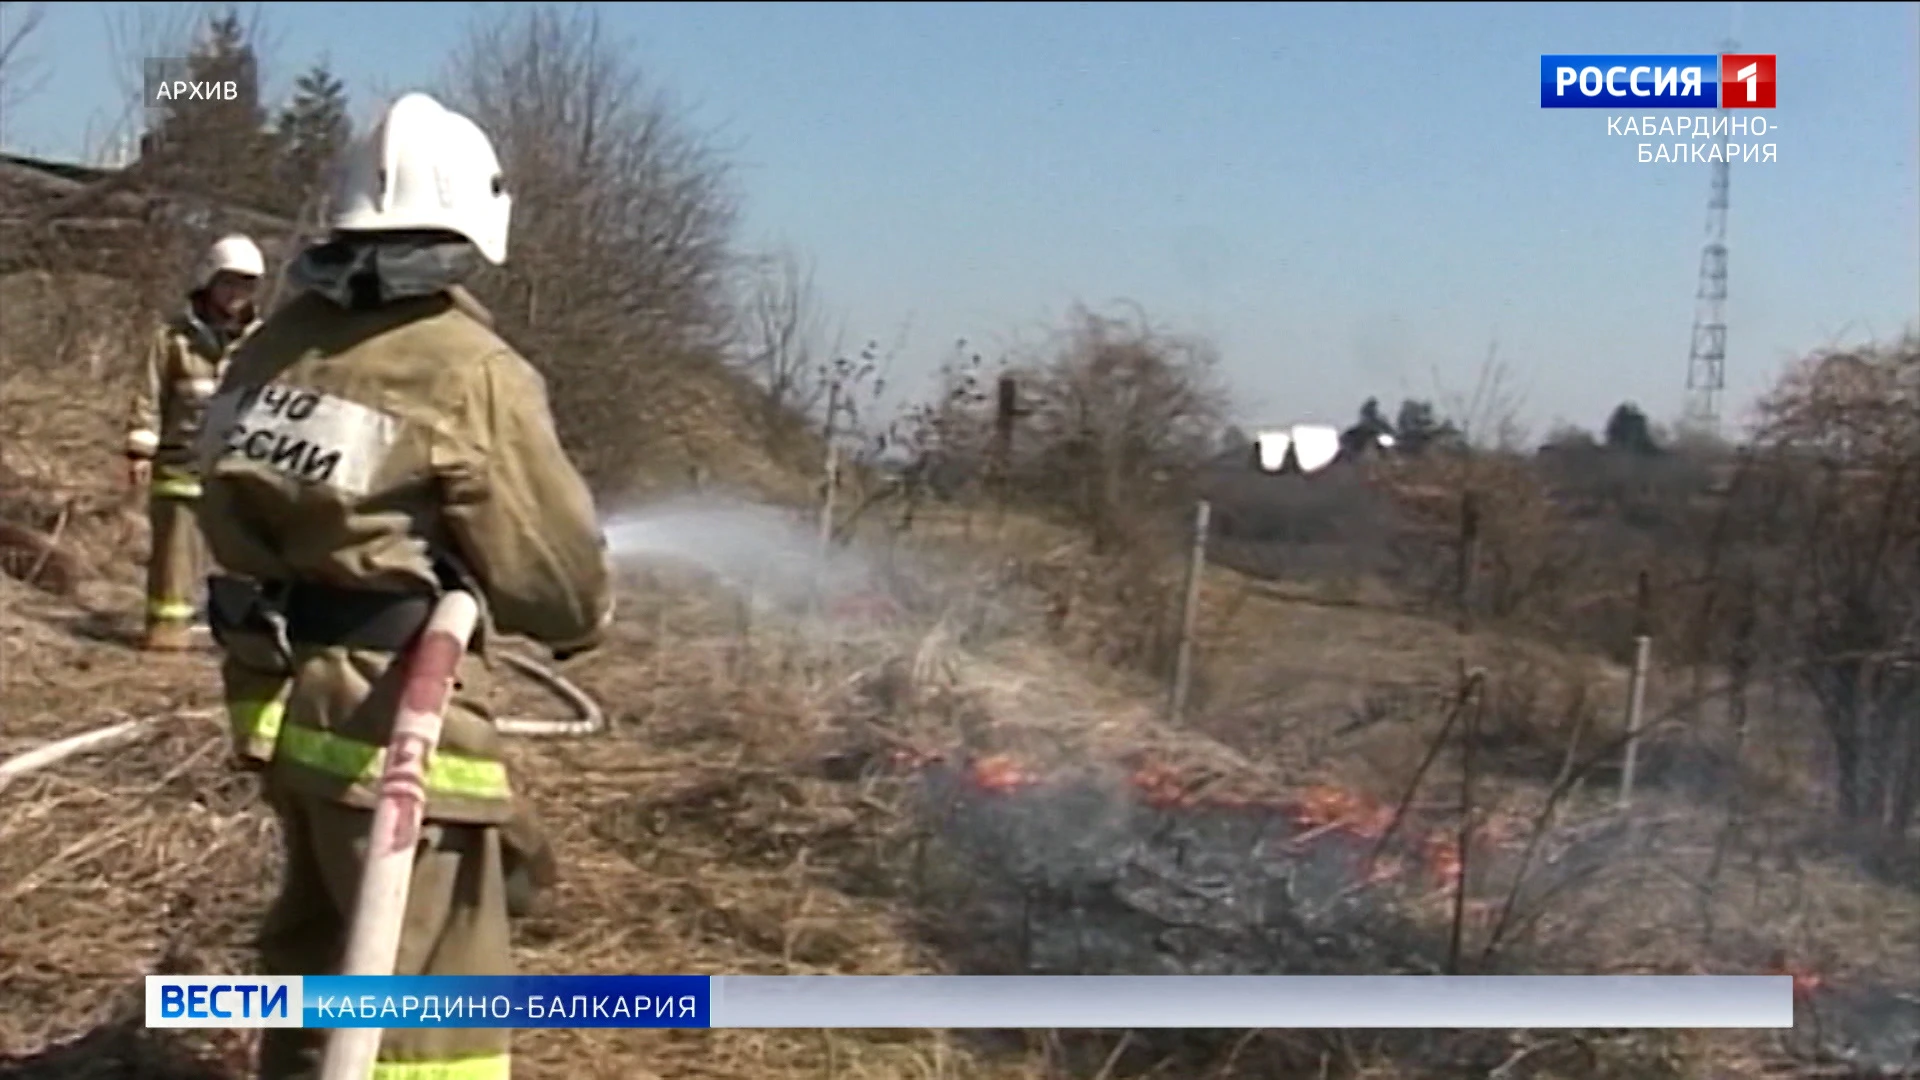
[4,1,1916,435]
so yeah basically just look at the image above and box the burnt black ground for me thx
[902,768,1920,1077]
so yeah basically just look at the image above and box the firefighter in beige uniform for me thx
[194,92,611,1080]
[125,235,263,651]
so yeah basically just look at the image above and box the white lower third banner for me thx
[145,974,1793,1029]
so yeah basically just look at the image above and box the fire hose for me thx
[318,590,470,1080]
[0,616,605,793]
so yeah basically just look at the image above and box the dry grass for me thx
[0,555,1263,1079]
[8,518,1914,1078]
[3,279,1916,1079]
[1,575,924,1078]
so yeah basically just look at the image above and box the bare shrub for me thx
[1730,333,1920,832]
[0,272,150,383]
[868,313,1225,682]
[441,3,741,492]
[1003,302,1231,553]
[1203,462,1404,589]
[883,342,998,523]
[1382,447,1592,635]
[864,306,1229,685]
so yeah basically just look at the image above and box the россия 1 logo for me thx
[1539,54,1776,109]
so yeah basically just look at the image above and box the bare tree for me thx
[1440,342,1531,453]
[736,247,839,430]
[97,3,198,166]
[441,3,741,491]
[0,0,47,117]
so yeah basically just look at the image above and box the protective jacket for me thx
[195,277,611,823]
[127,309,257,496]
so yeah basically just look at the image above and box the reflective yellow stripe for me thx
[148,599,196,622]
[229,697,285,746]
[153,475,202,500]
[370,1056,511,1080]
[277,724,510,801]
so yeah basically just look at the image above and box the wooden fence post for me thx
[1167,499,1212,724]
[1456,491,1481,633]
[1619,570,1653,809]
[810,380,843,623]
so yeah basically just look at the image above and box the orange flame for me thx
[890,748,1842,990]
[1128,762,1191,808]
[967,754,1040,793]
[891,749,1514,897]
[1766,953,1825,999]
[1286,785,1398,838]
[1422,835,1464,890]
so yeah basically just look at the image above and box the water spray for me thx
[601,493,903,627]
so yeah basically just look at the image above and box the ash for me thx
[911,767,1465,978]
[907,768,1920,1077]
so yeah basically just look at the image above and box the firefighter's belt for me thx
[281,582,437,652]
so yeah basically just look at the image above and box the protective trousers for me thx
[255,781,514,1080]
[145,475,206,646]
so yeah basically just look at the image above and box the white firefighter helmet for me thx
[329,92,512,265]
[195,234,265,290]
